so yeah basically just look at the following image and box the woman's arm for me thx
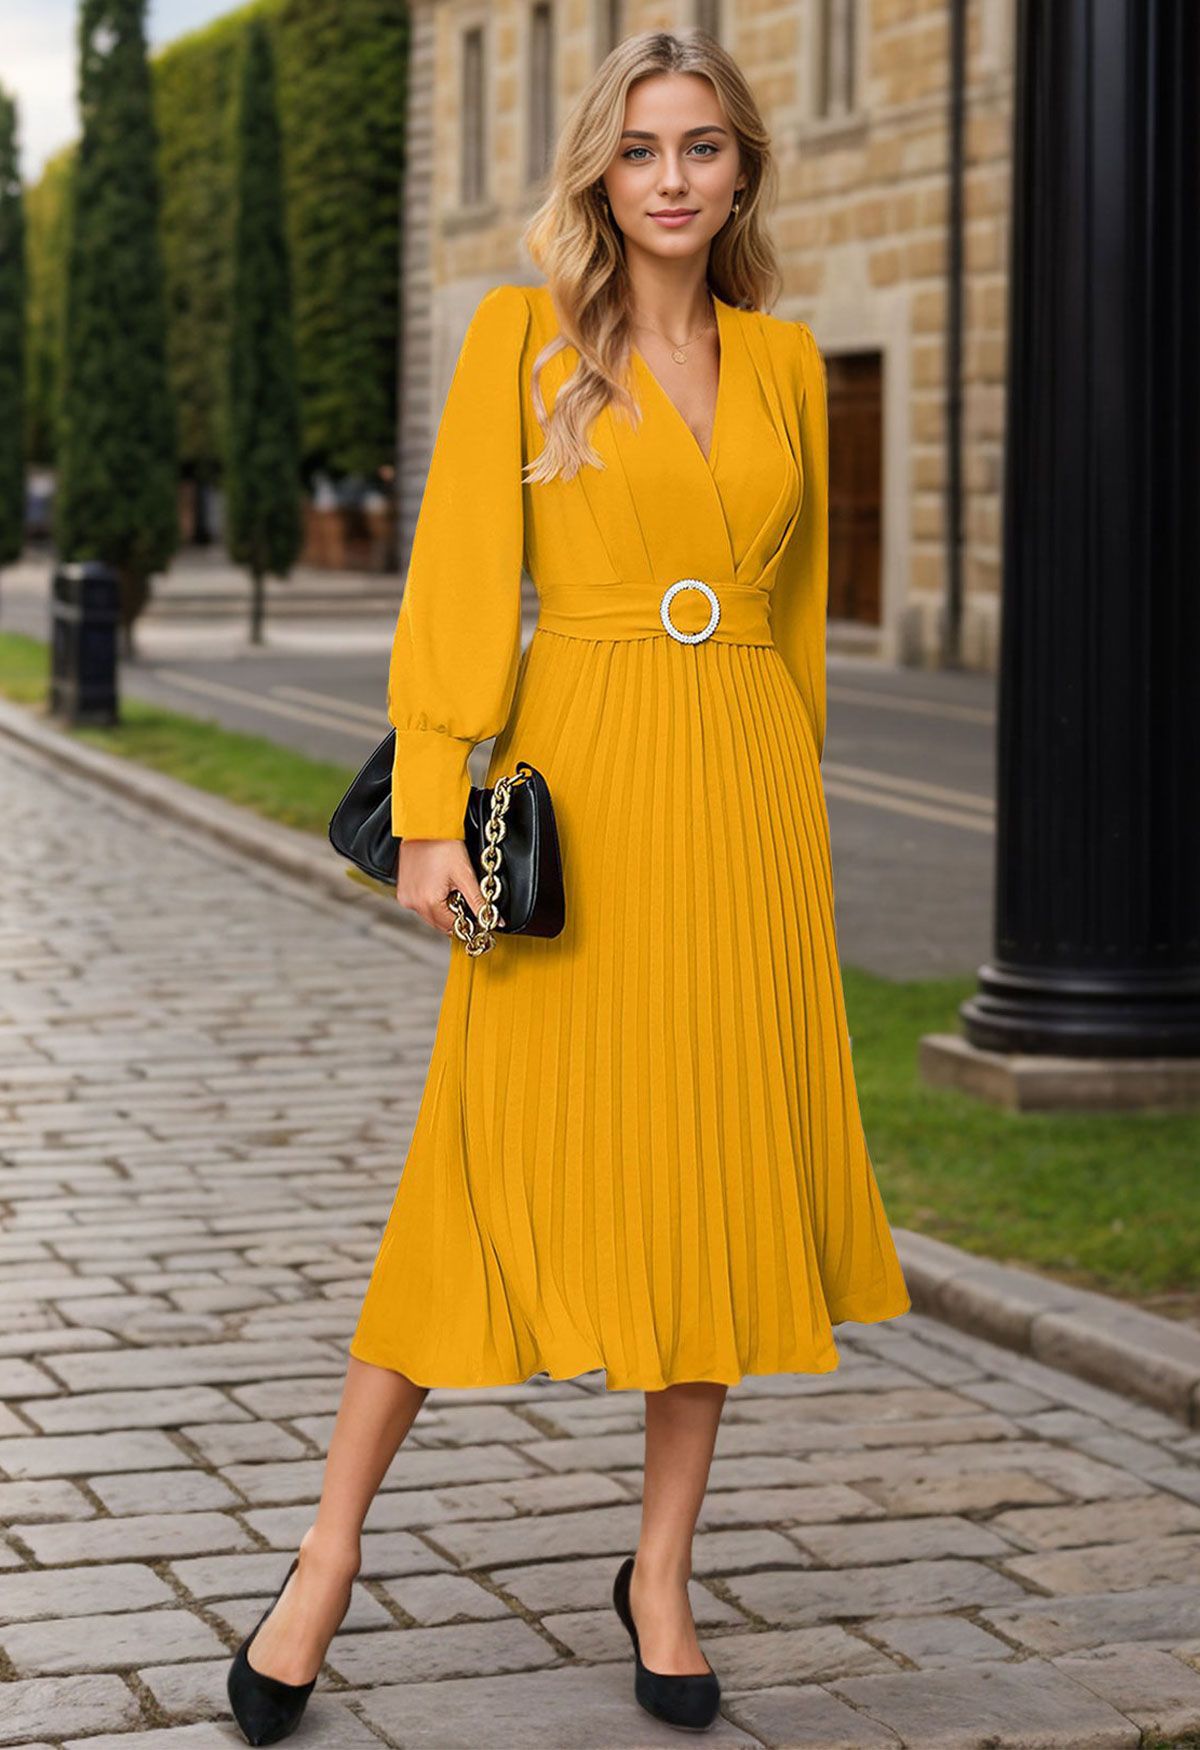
[769,320,830,761]
[387,283,532,840]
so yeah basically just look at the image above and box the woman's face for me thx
[602,72,745,266]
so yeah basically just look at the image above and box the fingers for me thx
[458,880,506,931]
[455,872,489,919]
[447,852,496,927]
[392,840,505,937]
[422,885,502,938]
[424,891,458,936]
[394,877,455,936]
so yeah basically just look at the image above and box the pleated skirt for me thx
[348,627,912,1391]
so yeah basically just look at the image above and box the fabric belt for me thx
[536,578,775,646]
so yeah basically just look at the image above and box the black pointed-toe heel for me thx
[612,1554,721,1733]
[227,1556,317,1747]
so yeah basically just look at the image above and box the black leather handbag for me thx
[328,728,565,955]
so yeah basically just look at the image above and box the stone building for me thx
[397,0,1015,675]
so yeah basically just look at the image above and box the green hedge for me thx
[275,0,408,481]
[153,4,258,487]
[24,147,73,466]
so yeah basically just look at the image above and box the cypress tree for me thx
[0,88,26,576]
[225,15,302,643]
[56,0,179,655]
[274,0,405,481]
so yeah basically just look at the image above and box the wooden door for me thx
[827,350,882,625]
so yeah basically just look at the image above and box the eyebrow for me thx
[619,125,730,140]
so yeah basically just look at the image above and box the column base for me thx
[961,963,1200,1058]
[920,1032,1200,1113]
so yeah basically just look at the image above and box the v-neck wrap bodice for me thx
[629,294,728,470]
[384,281,830,841]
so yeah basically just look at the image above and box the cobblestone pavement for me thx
[3,738,1200,1750]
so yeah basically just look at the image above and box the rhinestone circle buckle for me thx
[659,578,721,645]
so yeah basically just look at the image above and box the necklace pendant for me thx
[671,347,688,365]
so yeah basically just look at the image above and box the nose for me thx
[657,163,689,196]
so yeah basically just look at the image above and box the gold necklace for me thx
[631,299,716,365]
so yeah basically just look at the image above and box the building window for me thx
[693,0,721,38]
[596,0,624,59]
[528,3,555,184]
[817,0,857,120]
[461,25,486,206]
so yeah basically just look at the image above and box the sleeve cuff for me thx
[390,728,474,840]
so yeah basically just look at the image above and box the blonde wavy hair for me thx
[521,29,782,484]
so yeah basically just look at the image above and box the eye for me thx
[620,141,721,162]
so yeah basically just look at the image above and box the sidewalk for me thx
[2,733,1200,1748]
[0,550,403,667]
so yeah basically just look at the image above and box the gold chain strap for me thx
[446,769,529,956]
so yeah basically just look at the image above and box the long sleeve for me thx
[387,283,531,839]
[770,320,830,762]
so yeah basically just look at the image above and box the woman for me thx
[227,27,911,1746]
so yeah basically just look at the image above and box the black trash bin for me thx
[50,560,120,726]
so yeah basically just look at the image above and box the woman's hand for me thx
[395,838,497,937]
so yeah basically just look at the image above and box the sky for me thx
[1,0,232,183]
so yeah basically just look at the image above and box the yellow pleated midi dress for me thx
[348,281,912,1392]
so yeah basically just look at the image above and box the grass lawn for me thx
[0,628,353,838]
[843,964,1199,1319]
[2,626,1196,1318]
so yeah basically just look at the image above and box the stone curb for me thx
[894,1228,1200,1428]
[3,692,1197,1429]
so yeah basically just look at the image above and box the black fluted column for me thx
[960,0,1200,1057]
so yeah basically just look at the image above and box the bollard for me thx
[49,560,120,726]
